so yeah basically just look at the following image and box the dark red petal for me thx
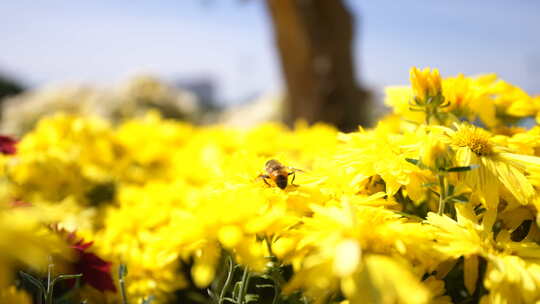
[58,231,117,293]
[72,240,94,251]
[75,251,117,292]
[0,135,17,155]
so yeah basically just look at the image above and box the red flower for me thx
[71,239,117,293]
[0,135,17,155]
[53,228,117,293]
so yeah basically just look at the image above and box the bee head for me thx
[275,175,288,189]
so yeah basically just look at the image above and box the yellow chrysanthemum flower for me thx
[428,203,540,303]
[10,113,117,204]
[386,69,534,128]
[442,73,498,127]
[336,126,432,202]
[444,123,540,229]
[482,254,540,304]
[284,196,439,303]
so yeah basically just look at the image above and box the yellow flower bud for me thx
[428,68,442,96]
[410,67,443,102]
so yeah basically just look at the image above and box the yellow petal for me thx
[217,225,243,249]
[464,255,479,295]
[435,259,458,280]
[191,263,215,288]
[333,239,361,277]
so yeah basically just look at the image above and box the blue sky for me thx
[1,0,539,104]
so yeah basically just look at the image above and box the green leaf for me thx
[142,295,155,304]
[207,289,217,301]
[422,182,438,188]
[474,206,486,215]
[448,195,469,203]
[405,158,419,166]
[53,274,83,286]
[446,165,479,172]
[447,184,455,196]
[55,276,82,303]
[258,274,272,280]
[409,107,424,112]
[19,271,46,294]
[245,294,260,303]
[393,211,424,222]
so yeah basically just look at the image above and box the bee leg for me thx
[263,178,271,187]
[258,174,271,187]
[288,171,297,186]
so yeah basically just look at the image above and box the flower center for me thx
[452,125,493,156]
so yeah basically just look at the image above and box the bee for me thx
[258,159,303,189]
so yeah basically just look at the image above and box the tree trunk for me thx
[265,0,370,131]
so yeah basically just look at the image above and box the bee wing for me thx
[287,167,305,173]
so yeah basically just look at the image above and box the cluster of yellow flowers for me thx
[2,67,540,304]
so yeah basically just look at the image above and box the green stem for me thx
[265,235,279,270]
[47,263,53,293]
[119,275,129,304]
[218,256,234,304]
[438,175,446,215]
[265,236,281,304]
[118,264,129,304]
[272,283,281,304]
[265,236,274,258]
[434,112,443,125]
[45,289,53,304]
[46,262,54,304]
[237,266,251,304]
